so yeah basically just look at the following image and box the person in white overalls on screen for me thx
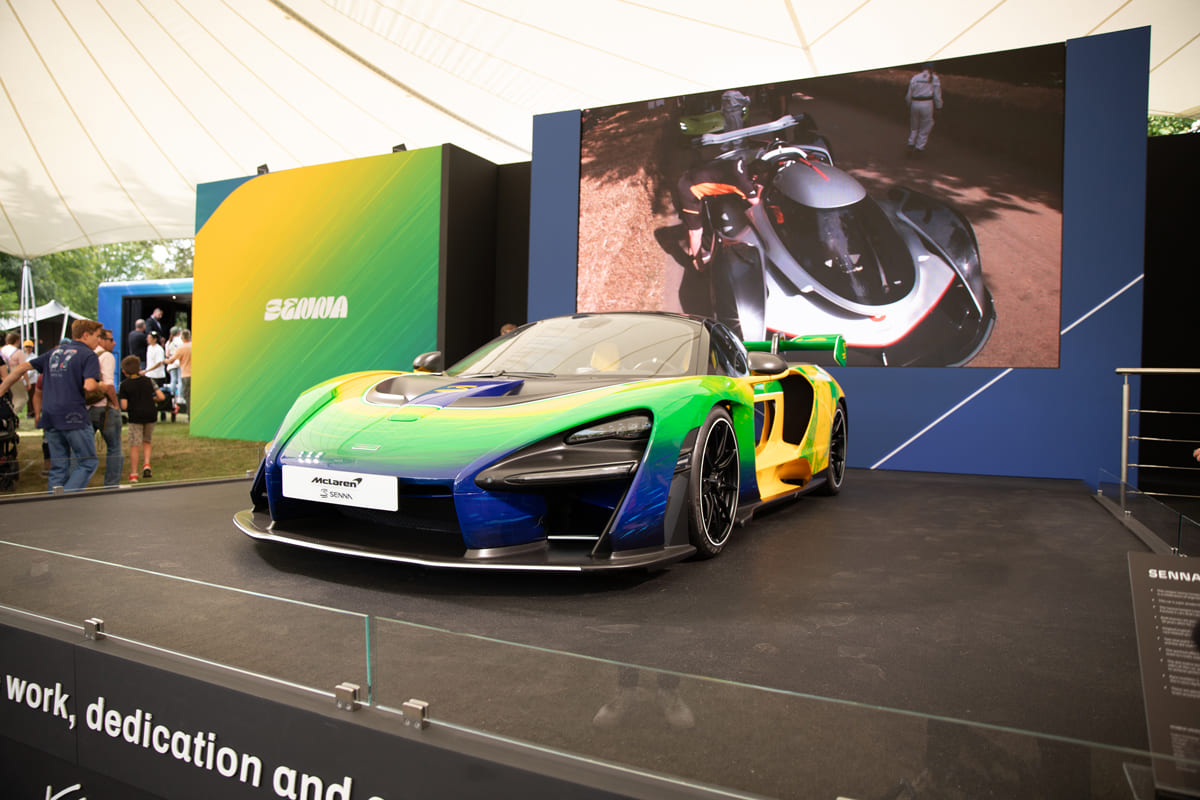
[906,63,943,157]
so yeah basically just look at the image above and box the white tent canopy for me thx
[2,0,1197,259]
[0,299,84,338]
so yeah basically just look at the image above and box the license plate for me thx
[282,465,398,511]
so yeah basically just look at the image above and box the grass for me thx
[3,415,267,496]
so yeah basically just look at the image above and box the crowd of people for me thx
[0,309,193,492]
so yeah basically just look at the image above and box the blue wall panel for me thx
[528,29,1149,485]
[834,28,1149,485]
[528,110,581,322]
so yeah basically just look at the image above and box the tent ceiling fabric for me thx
[1,0,1197,259]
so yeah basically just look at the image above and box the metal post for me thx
[1120,375,1130,510]
[19,260,36,354]
[1120,375,1130,486]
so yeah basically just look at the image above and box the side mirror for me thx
[748,350,788,375]
[412,351,444,373]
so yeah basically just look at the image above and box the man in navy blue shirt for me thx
[0,319,103,492]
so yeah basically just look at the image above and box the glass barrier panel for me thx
[0,541,367,696]
[1182,514,1200,555]
[1097,468,1193,553]
[1098,467,1128,506]
[1,423,265,498]
[369,615,1196,799]
[3,537,1199,797]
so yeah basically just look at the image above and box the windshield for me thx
[764,190,914,305]
[447,315,701,378]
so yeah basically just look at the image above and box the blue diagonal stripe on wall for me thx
[868,273,1145,471]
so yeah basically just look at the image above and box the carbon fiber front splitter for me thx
[234,509,696,572]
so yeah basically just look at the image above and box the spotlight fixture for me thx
[392,143,407,153]
[256,164,270,175]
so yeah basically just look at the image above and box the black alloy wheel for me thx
[688,407,740,557]
[819,404,847,495]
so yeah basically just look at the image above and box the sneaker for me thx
[128,473,139,483]
[656,689,695,729]
[142,465,152,478]
[592,688,637,729]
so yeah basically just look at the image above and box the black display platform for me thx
[0,469,1161,798]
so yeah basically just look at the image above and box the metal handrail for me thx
[1115,368,1200,374]
[1115,367,1200,488]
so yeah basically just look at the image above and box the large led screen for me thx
[577,44,1064,368]
[192,148,443,441]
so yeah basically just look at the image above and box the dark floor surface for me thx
[0,469,1151,756]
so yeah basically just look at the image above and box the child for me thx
[118,355,164,482]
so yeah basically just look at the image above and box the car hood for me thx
[364,373,646,408]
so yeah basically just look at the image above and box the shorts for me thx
[127,422,155,448]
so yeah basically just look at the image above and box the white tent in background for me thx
[1,0,1198,259]
[0,299,84,351]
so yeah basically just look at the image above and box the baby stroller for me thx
[0,392,19,490]
[155,385,177,422]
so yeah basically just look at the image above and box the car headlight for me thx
[566,414,652,444]
[477,414,653,489]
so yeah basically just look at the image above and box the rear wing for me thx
[744,334,847,367]
[699,114,804,148]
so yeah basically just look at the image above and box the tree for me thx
[0,239,193,319]
[144,239,194,280]
[1148,115,1198,137]
[0,253,24,311]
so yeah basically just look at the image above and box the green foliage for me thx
[1148,115,1198,137]
[144,239,195,280]
[0,253,31,312]
[0,239,193,318]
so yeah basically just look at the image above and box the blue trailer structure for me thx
[97,278,193,375]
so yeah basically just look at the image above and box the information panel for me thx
[1129,551,1200,797]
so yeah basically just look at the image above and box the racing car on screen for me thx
[235,312,847,572]
[694,116,995,366]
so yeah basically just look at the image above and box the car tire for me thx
[687,406,740,558]
[818,404,847,496]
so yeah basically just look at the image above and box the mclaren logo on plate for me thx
[311,476,363,488]
[282,466,397,511]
